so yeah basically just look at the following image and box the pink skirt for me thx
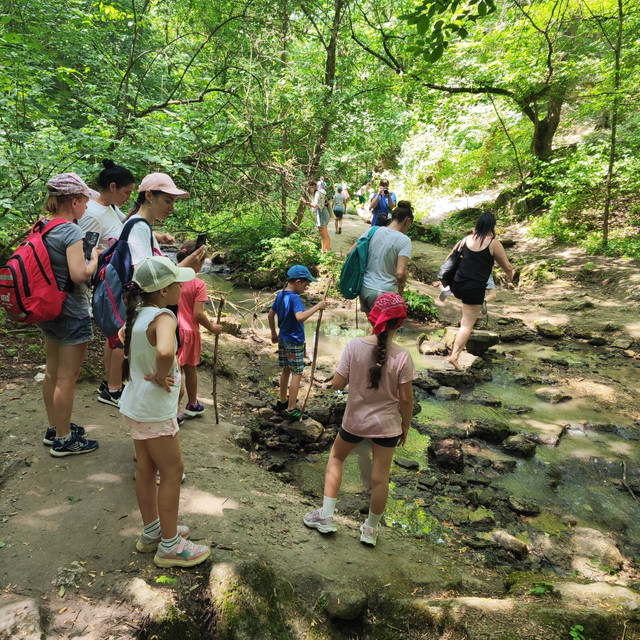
[178,328,201,367]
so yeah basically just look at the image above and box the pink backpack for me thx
[0,218,71,323]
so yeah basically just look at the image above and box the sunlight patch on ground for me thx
[180,488,240,515]
[85,472,123,484]
[566,378,617,402]
[624,321,640,338]
[449,597,516,612]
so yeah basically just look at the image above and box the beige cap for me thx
[133,256,195,292]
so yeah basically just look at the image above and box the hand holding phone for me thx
[83,232,100,260]
[195,233,207,249]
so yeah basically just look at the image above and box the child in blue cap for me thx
[268,265,327,419]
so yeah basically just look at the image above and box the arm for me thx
[295,300,327,323]
[490,239,514,282]
[332,371,348,390]
[396,255,410,295]
[397,380,414,446]
[194,301,223,334]
[66,241,99,285]
[346,241,358,256]
[389,193,397,211]
[154,231,175,244]
[145,313,178,392]
[177,245,206,269]
[268,308,278,344]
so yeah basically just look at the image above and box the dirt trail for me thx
[1,211,640,638]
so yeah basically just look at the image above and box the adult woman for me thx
[79,159,136,407]
[446,211,514,369]
[300,180,330,253]
[38,173,100,456]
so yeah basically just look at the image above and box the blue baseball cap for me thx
[286,265,318,282]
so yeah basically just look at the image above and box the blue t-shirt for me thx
[271,289,306,345]
[371,192,396,226]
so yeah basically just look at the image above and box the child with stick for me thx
[303,293,416,546]
[268,265,327,420]
[176,240,223,419]
[119,256,211,568]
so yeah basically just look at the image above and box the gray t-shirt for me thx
[361,227,412,292]
[43,222,90,319]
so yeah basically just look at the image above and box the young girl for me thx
[303,293,416,547]
[176,240,223,417]
[119,256,210,568]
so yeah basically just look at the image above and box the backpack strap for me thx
[35,217,77,293]
[119,217,155,254]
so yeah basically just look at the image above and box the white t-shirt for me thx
[78,199,126,251]
[126,215,161,265]
[361,227,412,292]
[119,306,181,422]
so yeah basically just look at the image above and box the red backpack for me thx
[0,218,71,323]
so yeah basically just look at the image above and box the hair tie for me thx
[123,281,143,294]
[376,362,383,368]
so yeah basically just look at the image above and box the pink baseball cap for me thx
[138,172,189,197]
[47,173,99,198]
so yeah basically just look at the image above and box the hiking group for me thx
[1,163,512,560]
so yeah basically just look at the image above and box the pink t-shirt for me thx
[336,337,417,438]
[178,278,208,333]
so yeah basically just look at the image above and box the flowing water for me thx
[199,274,640,546]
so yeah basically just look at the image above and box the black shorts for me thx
[450,281,485,306]
[338,427,400,448]
[333,207,344,219]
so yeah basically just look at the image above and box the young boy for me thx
[268,265,327,420]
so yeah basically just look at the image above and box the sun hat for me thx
[138,173,189,197]
[368,293,407,334]
[47,173,99,198]
[286,265,318,282]
[133,256,195,293]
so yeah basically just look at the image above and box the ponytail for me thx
[121,284,144,382]
[368,317,402,389]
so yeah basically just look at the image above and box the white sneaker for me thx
[439,287,452,302]
[360,522,378,546]
[303,508,337,534]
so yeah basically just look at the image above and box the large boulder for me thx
[502,434,536,458]
[535,387,572,403]
[492,530,529,559]
[280,417,324,443]
[428,438,464,472]
[534,319,565,338]
[443,328,500,356]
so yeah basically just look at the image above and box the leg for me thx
[42,338,60,429]
[485,288,497,303]
[355,440,373,490]
[279,367,291,403]
[369,443,396,515]
[103,340,112,383]
[288,372,303,409]
[134,439,160,527]
[448,303,482,369]
[143,434,184,539]
[183,364,198,405]
[323,433,360,498]
[334,217,339,233]
[50,342,89,437]
[107,346,125,390]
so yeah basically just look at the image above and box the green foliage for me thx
[403,289,438,321]
[526,581,555,598]
[258,232,322,277]
[569,625,590,640]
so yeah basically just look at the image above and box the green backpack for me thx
[339,226,380,299]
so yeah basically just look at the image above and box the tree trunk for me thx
[527,89,565,160]
[293,0,345,228]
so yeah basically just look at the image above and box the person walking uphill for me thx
[38,173,101,456]
[303,293,416,547]
[268,265,327,420]
[351,201,414,315]
[119,256,211,568]
[446,211,514,370]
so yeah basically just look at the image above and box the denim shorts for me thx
[38,315,93,346]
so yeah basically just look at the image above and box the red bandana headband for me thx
[368,293,407,334]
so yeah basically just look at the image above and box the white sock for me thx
[159,533,181,552]
[365,510,383,529]
[143,518,161,539]
[321,496,337,518]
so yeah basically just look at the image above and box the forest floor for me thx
[1,212,640,639]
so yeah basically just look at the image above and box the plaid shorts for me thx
[278,339,305,375]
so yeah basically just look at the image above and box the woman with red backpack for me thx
[38,173,101,456]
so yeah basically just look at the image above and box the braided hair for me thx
[368,317,402,389]
[121,281,145,382]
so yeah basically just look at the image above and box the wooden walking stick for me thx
[300,279,332,420]
[212,297,225,425]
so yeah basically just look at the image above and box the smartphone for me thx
[83,232,99,259]
[195,233,207,249]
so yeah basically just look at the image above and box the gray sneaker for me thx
[360,522,378,546]
[439,287,452,302]
[481,300,488,315]
[303,508,337,534]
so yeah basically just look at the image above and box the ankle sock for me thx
[321,496,337,518]
[57,432,72,443]
[159,533,181,552]
[143,518,162,539]
[365,510,383,529]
